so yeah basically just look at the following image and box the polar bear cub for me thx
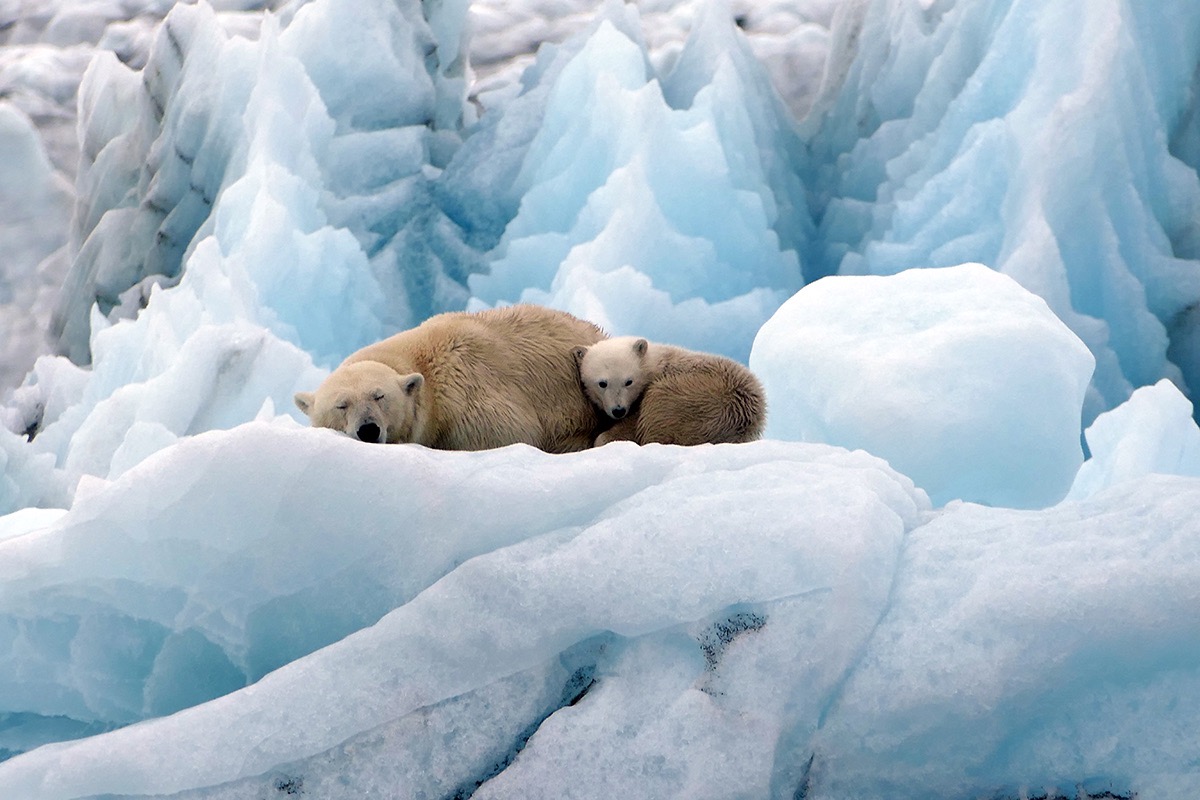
[575,336,766,446]
[295,305,606,452]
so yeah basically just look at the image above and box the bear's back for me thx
[637,344,766,445]
[360,305,604,451]
[472,306,606,452]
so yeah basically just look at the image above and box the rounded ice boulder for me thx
[749,263,1095,509]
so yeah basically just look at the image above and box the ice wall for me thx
[7,0,482,487]
[804,0,1200,422]
[441,1,809,362]
[54,0,475,365]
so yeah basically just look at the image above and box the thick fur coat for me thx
[576,336,766,446]
[296,305,606,452]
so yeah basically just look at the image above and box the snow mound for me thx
[750,263,1094,508]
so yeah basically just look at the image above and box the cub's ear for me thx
[572,346,588,365]
[399,372,424,396]
[294,392,315,416]
[632,338,648,358]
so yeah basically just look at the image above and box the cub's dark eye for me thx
[624,379,633,387]
[598,380,608,389]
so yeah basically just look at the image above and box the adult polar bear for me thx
[295,305,606,452]
[576,336,766,446]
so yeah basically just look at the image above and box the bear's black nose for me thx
[357,422,382,443]
[611,406,627,419]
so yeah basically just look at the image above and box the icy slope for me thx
[1,425,1198,798]
[0,425,929,797]
[811,474,1200,800]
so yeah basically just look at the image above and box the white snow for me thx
[0,0,1198,797]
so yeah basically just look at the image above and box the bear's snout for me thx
[611,406,627,419]
[357,421,383,443]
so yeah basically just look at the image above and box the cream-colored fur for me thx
[296,305,606,452]
[576,336,766,446]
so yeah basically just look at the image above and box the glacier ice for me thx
[54,0,475,365]
[810,475,1200,800]
[751,263,1095,508]
[0,425,929,795]
[0,0,1198,797]
[0,102,72,391]
[445,2,808,362]
[1068,378,1200,500]
[803,0,1200,421]
[9,0,486,488]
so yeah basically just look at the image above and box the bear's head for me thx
[574,336,650,421]
[294,360,425,444]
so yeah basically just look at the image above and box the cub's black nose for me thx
[611,406,627,419]
[357,422,382,443]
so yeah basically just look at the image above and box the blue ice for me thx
[0,0,1197,797]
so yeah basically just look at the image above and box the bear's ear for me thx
[632,338,648,358]
[571,346,588,365]
[399,372,424,396]
[294,392,315,416]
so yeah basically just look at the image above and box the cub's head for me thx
[294,360,424,444]
[574,336,650,420]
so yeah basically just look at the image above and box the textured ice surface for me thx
[803,0,1200,421]
[2,427,1198,799]
[0,0,1199,796]
[810,475,1200,800]
[468,0,837,120]
[751,264,1095,508]
[1068,379,1200,500]
[0,102,72,391]
[8,0,484,487]
[446,3,808,361]
[0,425,928,795]
[53,0,474,365]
